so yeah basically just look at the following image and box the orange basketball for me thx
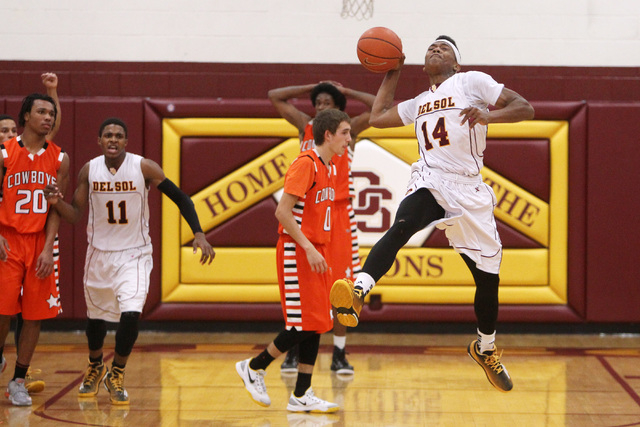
[357,27,403,73]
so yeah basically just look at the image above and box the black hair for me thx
[18,93,57,127]
[99,117,128,137]
[0,114,15,122]
[312,109,350,145]
[435,35,458,49]
[310,83,347,111]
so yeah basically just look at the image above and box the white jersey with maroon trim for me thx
[87,153,150,251]
[397,71,504,177]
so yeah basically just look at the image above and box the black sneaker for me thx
[104,366,129,404]
[467,340,513,392]
[78,361,107,397]
[330,346,354,375]
[281,345,299,374]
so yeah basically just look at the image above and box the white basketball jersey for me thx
[397,71,504,176]
[87,153,150,251]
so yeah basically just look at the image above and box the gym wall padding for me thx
[0,62,637,324]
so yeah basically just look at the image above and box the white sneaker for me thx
[287,387,339,413]
[236,358,270,407]
[6,379,32,406]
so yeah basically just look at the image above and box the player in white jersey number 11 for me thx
[44,117,214,405]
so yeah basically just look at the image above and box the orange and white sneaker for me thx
[6,379,32,406]
[330,279,364,327]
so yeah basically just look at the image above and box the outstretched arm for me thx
[142,158,215,265]
[268,84,315,134]
[332,82,377,144]
[459,87,535,128]
[42,73,62,140]
[46,160,89,224]
[369,57,406,129]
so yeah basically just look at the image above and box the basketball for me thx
[357,27,403,73]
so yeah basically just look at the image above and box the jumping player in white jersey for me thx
[330,35,534,392]
[45,117,215,405]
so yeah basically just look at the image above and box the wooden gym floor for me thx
[1,330,639,426]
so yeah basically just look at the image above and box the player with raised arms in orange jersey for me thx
[268,81,375,376]
[0,92,69,406]
[236,109,351,413]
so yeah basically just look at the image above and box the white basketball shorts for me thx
[83,244,153,322]
[405,160,502,274]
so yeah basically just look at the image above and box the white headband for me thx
[435,38,461,64]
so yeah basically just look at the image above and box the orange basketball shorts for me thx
[0,225,61,320]
[277,235,333,334]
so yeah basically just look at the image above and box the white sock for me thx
[353,272,375,295]
[477,329,496,353]
[333,335,346,349]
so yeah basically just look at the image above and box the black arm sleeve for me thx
[157,178,203,234]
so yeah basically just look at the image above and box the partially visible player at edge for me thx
[45,117,214,405]
[236,109,351,413]
[330,35,534,393]
[0,90,69,406]
[0,73,62,396]
[268,81,375,375]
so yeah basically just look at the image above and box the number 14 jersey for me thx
[397,71,504,177]
[87,153,150,251]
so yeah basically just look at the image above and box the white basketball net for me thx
[341,0,374,20]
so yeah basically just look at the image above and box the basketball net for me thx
[341,0,374,20]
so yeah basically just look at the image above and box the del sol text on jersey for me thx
[5,171,57,189]
[418,97,456,115]
[93,181,137,192]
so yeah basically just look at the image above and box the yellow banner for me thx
[161,119,568,305]
[183,138,299,243]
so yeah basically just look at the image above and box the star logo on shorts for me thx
[345,266,352,278]
[46,294,59,309]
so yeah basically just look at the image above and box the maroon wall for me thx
[585,103,640,321]
[1,61,638,325]
[1,61,639,102]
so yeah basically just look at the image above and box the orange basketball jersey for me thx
[301,122,354,202]
[278,149,335,244]
[0,136,63,233]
